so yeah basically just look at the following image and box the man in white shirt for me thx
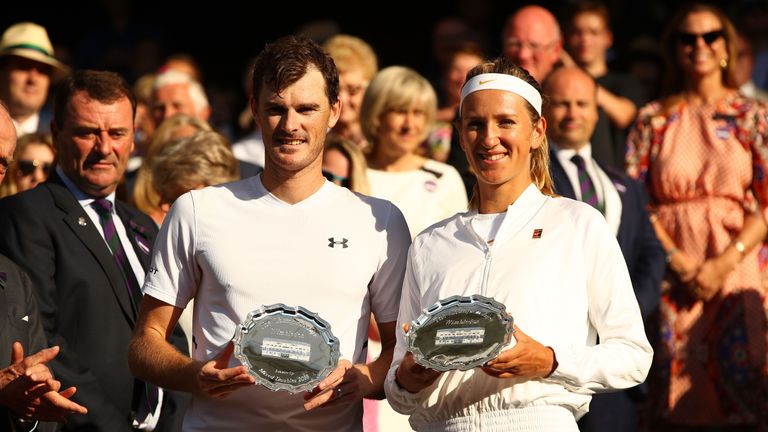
[543,65,665,432]
[0,22,69,136]
[128,35,411,431]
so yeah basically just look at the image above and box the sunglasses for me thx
[322,170,350,188]
[17,159,53,176]
[677,30,724,47]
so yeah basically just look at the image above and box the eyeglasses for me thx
[504,38,557,54]
[322,170,350,188]
[17,159,53,177]
[677,30,724,47]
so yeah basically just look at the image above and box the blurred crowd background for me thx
[4,0,766,144]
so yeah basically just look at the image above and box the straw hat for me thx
[0,22,69,81]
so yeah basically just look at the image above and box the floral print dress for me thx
[626,93,768,428]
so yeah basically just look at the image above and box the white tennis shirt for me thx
[144,175,411,431]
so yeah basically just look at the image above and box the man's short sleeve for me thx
[142,192,200,308]
[368,202,411,323]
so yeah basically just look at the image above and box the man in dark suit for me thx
[0,254,89,432]
[0,71,186,431]
[0,104,86,431]
[543,66,665,432]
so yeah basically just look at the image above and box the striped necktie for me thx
[91,199,159,419]
[570,154,603,213]
[91,198,143,312]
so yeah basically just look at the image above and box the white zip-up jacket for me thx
[384,185,653,431]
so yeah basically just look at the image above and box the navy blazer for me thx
[550,150,665,432]
[549,150,665,322]
[0,173,187,432]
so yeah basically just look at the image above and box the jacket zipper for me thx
[480,244,492,296]
[468,219,494,297]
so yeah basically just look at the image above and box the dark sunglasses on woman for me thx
[677,29,724,47]
[322,170,351,188]
[17,159,53,176]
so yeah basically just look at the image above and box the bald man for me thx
[543,66,664,432]
[502,5,563,82]
[0,105,87,431]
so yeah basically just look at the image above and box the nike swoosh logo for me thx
[478,79,496,85]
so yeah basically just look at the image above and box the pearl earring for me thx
[720,58,728,68]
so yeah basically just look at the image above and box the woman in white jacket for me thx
[383,58,653,431]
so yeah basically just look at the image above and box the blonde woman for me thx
[323,34,378,150]
[131,114,212,225]
[384,58,651,431]
[361,66,467,238]
[151,130,239,215]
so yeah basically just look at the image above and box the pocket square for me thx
[22,315,29,322]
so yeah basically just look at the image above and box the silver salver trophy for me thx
[405,294,514,372]
[233,304,340,393]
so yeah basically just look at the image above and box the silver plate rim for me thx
[405,294,514,372]
[233,303,340,393]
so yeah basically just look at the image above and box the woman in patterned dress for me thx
[626,3,768,430]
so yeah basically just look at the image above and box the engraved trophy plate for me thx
[405,294,514,372]
[233,304,340,393]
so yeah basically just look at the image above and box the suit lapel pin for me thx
[78,217,87,226]
[532,229,543,239]
[136,237,150,255]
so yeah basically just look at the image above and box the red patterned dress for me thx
[626,93,768,429]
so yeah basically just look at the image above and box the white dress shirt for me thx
[12,112,40,137]
[552,143,622,236]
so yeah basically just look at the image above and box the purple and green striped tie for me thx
[571,154,604,214]
[91,198,143,312]
[91,198,159,418]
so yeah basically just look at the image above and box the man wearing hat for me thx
[0,22,69,136]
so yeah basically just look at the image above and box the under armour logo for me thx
[328,237,349,248]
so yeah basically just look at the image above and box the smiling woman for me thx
[384,57,653,431]
[361,66,468,238]
[626,3,768,429]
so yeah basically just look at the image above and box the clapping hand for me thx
[0,342,88,422]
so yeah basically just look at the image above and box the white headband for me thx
[459,73,542,116]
